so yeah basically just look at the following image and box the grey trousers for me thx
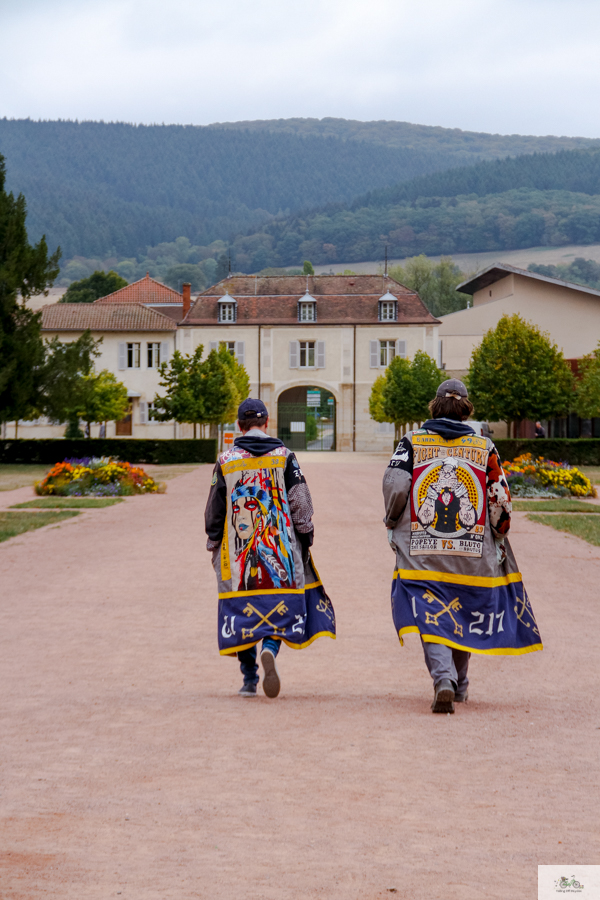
[421,639,470,694]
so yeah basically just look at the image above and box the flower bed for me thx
[504,454,596,498]
[35,457,165,497]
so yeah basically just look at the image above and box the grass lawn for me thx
[11,498,124,509]
[0,465,50,492]
[0,510,79,543]
[580,466,600,484]
[513,499,600,512]
[527,514,600,546]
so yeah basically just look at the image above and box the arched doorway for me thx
[278,386,336,451]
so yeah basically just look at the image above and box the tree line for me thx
[370,314,600,437]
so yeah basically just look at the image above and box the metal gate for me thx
[278,387,336,451]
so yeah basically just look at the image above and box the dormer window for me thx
[218,292,237,323]
[378,290,397,322]
[297,291,317,322]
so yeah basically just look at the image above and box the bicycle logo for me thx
[554,876,584,892]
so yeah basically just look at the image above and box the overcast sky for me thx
[3,0,600,137]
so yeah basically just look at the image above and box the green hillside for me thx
[230,148,600,268]
[0,118,475,261]
[2,118,599,266]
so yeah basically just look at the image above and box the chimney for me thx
[182,282,191,317]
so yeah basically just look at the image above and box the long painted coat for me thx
[382,419,542,657]
[205,432,336,655]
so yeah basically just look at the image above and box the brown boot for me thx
[431,679,455,713]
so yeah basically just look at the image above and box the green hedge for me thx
[0,439,217,465]
[495,439,600,466]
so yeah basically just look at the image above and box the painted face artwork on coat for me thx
[230,470,296,591]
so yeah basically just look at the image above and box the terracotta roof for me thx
[185,294,437,325]
[457,262,600,298]
[95,273,183,304]
[41,303,177,332]
[198,273,415,297]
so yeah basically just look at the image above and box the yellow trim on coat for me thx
[397,625,543,655]
[394,568,523,588]
[219,629,336,656]
[219,586,305,599]
[221,455,286,476]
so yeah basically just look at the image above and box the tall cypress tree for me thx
[0,154,60,431]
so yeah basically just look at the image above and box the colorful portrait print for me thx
[231,469,296,592]
[417,457,477,534]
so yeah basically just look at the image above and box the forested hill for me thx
[2,118,599,263]
[358,148,600,207]
[0,118,475,260]
[229,147,600,269]
[209,117,600,159]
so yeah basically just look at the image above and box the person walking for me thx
[205,398,336,698]
[535,421,546,438]
[382,379,542,713]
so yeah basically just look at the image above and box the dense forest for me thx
[0,118,485,260]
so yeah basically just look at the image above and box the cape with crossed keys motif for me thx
[206,441,336,655]
[383,426,542,656]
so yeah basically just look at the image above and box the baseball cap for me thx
[436,378,468,399]
[237,398,269,421]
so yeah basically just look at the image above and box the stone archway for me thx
[277,385,336,451]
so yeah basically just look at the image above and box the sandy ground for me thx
[0,456,599,900]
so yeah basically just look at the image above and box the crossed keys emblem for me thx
[242,600,288,639]
[423,589,463,637]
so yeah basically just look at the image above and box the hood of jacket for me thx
[233,431,286,456]
[421,417,476,441]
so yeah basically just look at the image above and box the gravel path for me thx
[0,458,598,899]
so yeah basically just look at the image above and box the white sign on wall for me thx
[290,422,306,433]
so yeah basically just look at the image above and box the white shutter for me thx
[139,401,148,424]
[118,342,127,370]
[289,340,299,368]
[235,341,245,365]
[438,339,443,368]
[370,340,379,368]
[316,340,325,368]
[209,341,218,353]
[160,341,170,365]
[397,339,407,359]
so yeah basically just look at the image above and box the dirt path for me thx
[0,458,598,900]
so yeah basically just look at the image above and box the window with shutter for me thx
[118,342,127,370]
[160,341,170,365]
[369,340,379,368]
[316,340,325,368]
[139,401,148,425]
[235,341,245,364]
[289,341,299,368]
[209,341,218,353]
[397,340,407,359]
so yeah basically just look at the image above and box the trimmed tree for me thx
[370,350,443,440]
[468,314,574,436]
[0,154,60,434]
[42,331,106,437]
[60,270,127,303]
[574,343,600,419]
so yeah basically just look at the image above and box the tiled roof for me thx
[41,303,177,332]
[95,273,183,304]
[198,273,415,297]
[185,275,438,325]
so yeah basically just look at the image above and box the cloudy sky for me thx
[3,0,600,136]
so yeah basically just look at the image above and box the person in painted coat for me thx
[205,398,336,698]
[382,379,542,714]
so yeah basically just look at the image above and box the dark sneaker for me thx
[431,679,455,714]
[238,683,257,698]
[455,690,468,703]
[260,648,281,698]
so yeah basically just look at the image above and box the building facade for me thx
[12,273,440,451]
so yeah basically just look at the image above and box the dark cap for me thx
[436,378,468,399]
[237,398,269,421]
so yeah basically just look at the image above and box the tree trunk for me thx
[15,420,19,439]
[193,422,197,439]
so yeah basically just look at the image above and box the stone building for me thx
[183,274,440,451]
